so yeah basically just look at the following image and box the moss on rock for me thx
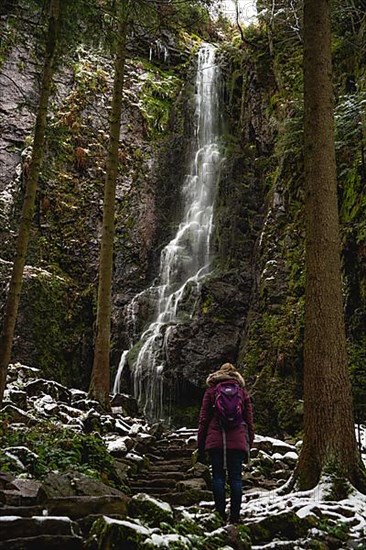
[86,516,151,549]
[248,511,318,544]
[128,493,174,527]
[13,269,94,389]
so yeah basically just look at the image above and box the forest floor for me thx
[0,363,365,548]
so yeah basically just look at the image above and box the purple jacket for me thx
[197,382,254,452]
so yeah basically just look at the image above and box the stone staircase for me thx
[0,474,82,549]
[0,428,211,548]
[0,473,130,549]
[128,428,211,505]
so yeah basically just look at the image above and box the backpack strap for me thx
[222,427,227,471]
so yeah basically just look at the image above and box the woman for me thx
[197,363,254,524]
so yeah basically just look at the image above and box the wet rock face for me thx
[8,268,94,389]
[166,320,240,384]
[0,45,37,194]
[0,12,192,387]
[0,44,38,263]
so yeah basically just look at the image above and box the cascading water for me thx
[114,43,222,420]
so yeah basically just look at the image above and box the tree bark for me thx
[0,0,60,405]
[296,0,366,491]
[88,1,129,409]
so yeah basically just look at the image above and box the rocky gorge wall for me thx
[0,4,265,428]
[1,2,366,437]
[0,8,199,390]
[231,3,366,436]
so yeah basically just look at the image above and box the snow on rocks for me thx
[129,493,174,526]
[356,423,366,467]
[240,482,366,548]
[1,362,151,476]
[2,363,366,549]
[106,436,134,456]
[245,435,299,490]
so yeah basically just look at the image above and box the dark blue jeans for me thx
[208,449,245,522]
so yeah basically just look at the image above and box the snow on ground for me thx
[240,429,366,542]
[241,482,366,532]
[3,364,366,548]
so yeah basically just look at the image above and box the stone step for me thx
[145,453,162,462]
[0,516,80,541]
[157,444,197,455]
[46,495,129,520]
[130,485,174,498]
[149,457,192,467]
[147,467,191,476]
[147,465,191,475]
[129,477,177,489]
[157,438,196,446]
[147,464,192,475]
[130,471,186,482]
[145,452,192,463]
[160,434,197,440]
[154,452,194,460]
[149,452,192,460]
[0,490,39,507]
[0,506,45,517]
[0,535,83,549]
[157,489,213,506]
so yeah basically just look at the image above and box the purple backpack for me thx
[214,381,243,429]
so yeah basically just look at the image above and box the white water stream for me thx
[114,43,222,420]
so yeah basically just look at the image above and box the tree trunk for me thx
[0,0,60,405]
[88,2,129,410]
[296,0,366,491]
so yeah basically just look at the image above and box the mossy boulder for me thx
[128,493,174,527]
[248,511,318,544]
[176,517,204,536]
[86,516,151,549]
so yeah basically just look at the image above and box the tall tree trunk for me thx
[296,0,366,491]
[88,2,128,409]
[0,0,60,405]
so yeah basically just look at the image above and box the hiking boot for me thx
[228,516,240,525]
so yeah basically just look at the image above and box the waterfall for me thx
[115,43,222,420]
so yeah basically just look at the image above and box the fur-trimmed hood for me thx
[206,362,245,387]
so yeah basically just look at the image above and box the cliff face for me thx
[1,2,365,435]
[0,8,195,389]
[231,2,366,436]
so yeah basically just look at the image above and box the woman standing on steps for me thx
[197,363,254,524]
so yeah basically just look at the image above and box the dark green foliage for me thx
[15,274,94,389]
[348,337,366,423]
[142,0,213,39]
[175,517,204,536]
[0,417,118,484]
[170,404,200,429]
[139,64,181,136]
[318,519,349,542]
